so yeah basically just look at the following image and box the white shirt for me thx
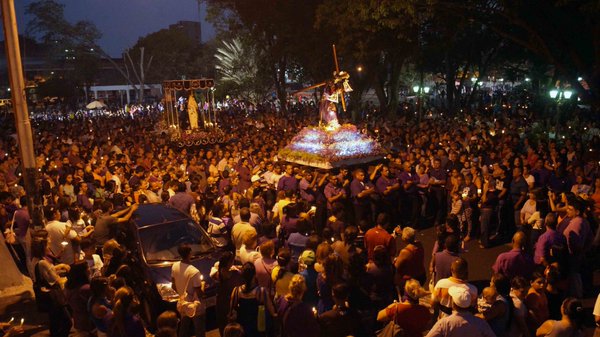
[45,220,78,265]
[171,261,205,315]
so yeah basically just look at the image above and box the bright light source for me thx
[413,85,420,93]
[498,78,504,82]
[549,89,559,99]
[563,90,573,99]
[356,66,363,72]
[577,77,583,81]
[423,87,430,93]
[471,77,477,83]
[525,78,531,82]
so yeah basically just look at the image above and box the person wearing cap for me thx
[377,278,431,337]
[426,286,496,337]
[299,249,318,308]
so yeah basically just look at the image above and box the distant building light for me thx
[525,78,531,82]
[577,77,583,81]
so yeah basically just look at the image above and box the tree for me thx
[206,0,331,113]
[214,38,270,104]
[316,0,420,116]
[26,0,142,101]
[436,0,600,111]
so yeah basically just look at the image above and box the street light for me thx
[413,85,430,121]
[549,88,574,139]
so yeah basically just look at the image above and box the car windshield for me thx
[139,220,214,263]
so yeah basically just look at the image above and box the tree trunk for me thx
[445,55,456,114]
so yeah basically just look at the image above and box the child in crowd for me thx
[477,286,498,315]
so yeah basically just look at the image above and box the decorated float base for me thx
[155,121,228,146]
[278,124,385,169]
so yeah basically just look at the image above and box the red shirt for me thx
[364,227,395,261]
[386,302,431,337]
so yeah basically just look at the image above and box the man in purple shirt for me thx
[350,168,376,224]
[277,164,298,192]
[429,158,448,225]
[169,182,196,216]
[533,213,566,265]
[563,201,592,298]
[375,165,400,223]
[399,161,420,226]
[324,175,345,211]
[492,231,534,280]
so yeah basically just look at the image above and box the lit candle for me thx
[8,317,14,324]
[312,307,317,316]
[20,318,24,326]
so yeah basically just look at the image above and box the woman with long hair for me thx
[272,247,294,300]
[229,262,276,337]
[316,253,344,314]
[65,261,95,335]
[536,297,585,337]
[212,252,243,337]
[108,286,145,337]
[88,277,113,337]
[276,274,319,337]
[32,236,72,337]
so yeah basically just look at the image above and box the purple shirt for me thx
[13,208,31,238]
[324,183,344,210]
[563,216,591,254]
[350,178,370,205]
[434,249,460,283]
[399,171,419,194]
[376,175,398,200]
[277,175,298,192]
[299,178,315,203]
[492,248,535,279]
[168,192,195,215]
[533,228,566,264]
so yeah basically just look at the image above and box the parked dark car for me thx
[118,203,224,329]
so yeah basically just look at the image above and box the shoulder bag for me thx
[176,272,202,318]
[376,303,405,337]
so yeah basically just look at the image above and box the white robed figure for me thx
[187,93,199,129]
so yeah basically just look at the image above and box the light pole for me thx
[413,85,430,122]
[549,88,573,140]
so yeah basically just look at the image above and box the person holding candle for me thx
[276,274,320,337]
[171,244,206,337]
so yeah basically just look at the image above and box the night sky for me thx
[13,0,216,57]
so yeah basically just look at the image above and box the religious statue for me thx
[187,93,199,129]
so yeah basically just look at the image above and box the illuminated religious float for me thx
[159,78,228,146]
[278,46,385,169]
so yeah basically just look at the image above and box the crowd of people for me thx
[0,103,599,337]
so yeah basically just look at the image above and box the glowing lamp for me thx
[563,90,573,99]
[423,86,430,93]
[549,90,559,99]
[413,85,420,93]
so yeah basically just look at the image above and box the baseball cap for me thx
[251,175,261,182]
[448,286,472,308]
[299,250,315,265]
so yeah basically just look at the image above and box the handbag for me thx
[376,304,404,337]
[176,272,202,318]
[4,212,17,245]
[257,287,267,333]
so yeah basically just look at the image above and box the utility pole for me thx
[1,0,42,227]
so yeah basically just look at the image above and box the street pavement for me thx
[0,226,596,337]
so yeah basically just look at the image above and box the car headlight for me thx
[156,282,179,302]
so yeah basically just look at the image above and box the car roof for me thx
[132,203,190,228]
